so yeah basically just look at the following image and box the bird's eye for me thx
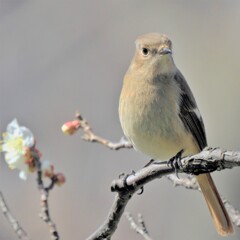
[141,48,149,56]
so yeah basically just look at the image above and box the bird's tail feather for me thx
[196,173,233,236]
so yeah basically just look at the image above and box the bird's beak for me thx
[159,48,172,55]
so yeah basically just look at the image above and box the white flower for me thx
[0,119,34,180]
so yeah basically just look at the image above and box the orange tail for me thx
[196,173,233,236]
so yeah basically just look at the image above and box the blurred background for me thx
[1,1,240,239]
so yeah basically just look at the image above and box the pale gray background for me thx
[1,1,240,240]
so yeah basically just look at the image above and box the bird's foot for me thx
[167,149,184,178]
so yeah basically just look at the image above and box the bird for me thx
[119,33,233,236]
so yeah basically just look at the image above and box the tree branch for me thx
[85,147,240,240]
[76,113,133,150]
[125,212,153,240]
[86,192,132,240]
[35,156,59,240]
[166,174,240,228]
[180,147,240,174]
[0,191,30,240]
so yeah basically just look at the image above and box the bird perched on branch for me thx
[119,33,233,236]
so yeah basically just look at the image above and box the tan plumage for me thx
[119,33,233,236]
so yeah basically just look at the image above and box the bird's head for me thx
[130,33,176,75]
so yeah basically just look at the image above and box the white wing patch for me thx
[193,108,201,119]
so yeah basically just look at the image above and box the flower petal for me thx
[20,127,34,147]
[1,119,35,180]
[19,171,27,180]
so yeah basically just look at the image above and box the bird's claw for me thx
[143,159,155,168]
[167,149,184,178]
[137,186,144,195]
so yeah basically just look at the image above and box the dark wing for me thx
[174,70,207,150]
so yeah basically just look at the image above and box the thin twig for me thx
[35,157,59,240]
[166,174,240,228]
[125,212,152,240]
[223,197,240,227]
[76,113,133,150]
[166,174,200,190]
[0,191,30,240]
[138,213,149,235]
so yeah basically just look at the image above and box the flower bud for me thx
[61,120,81,135]
[55,173,66,186]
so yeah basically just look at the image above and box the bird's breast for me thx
[119,77,191,159]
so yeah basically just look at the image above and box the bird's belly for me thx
[120,104,197,160]
[130,131,186,160]
[130,125,198,160]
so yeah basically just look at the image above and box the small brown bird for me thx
[119,33,233,236]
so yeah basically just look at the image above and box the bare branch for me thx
[0,192,30,240]
[111,147,240,192]
[166,174,200,190]
[86,192,132,240]
[35,157,59,240]
[76,113,133,150]
[86,162,172,239]
[223,197,240,228]
[138,213,149,236]
[125,212,152,240]
[180,147,240,174]
[166,174,240,228]
[86,147,240,240]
